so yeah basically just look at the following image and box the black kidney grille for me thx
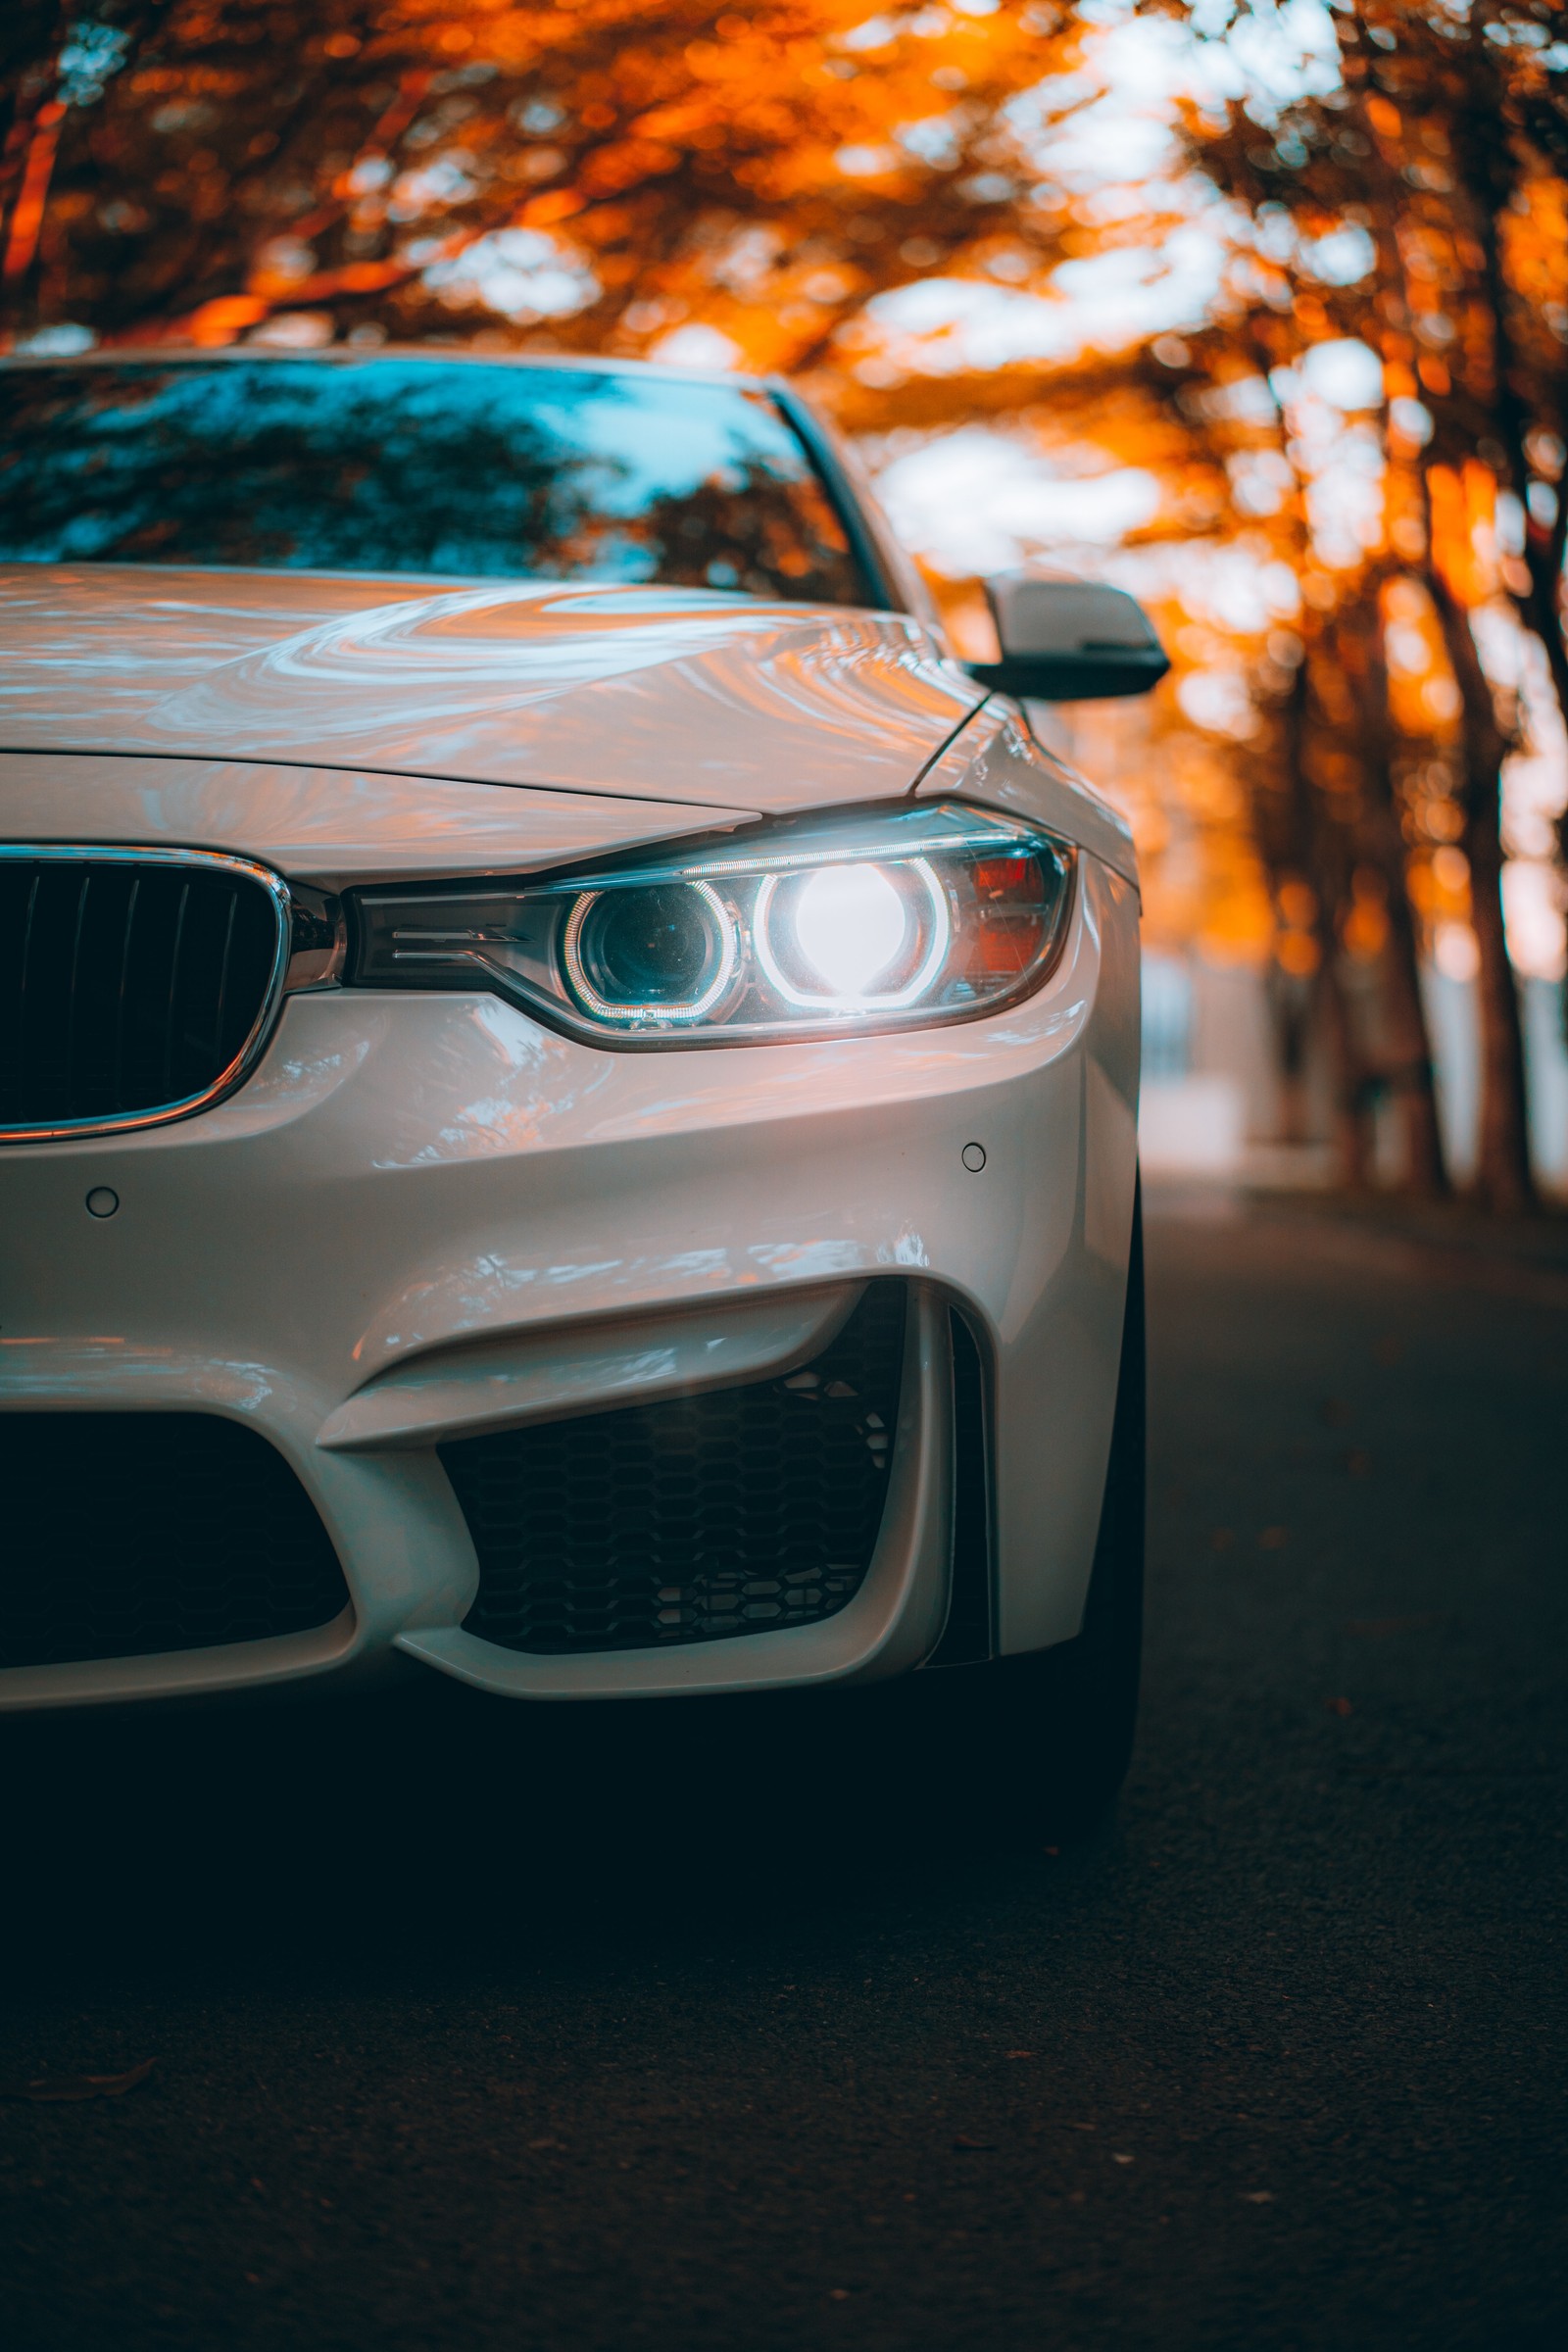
[0,1413,352,1671]
[446,1281,908,1655]
[0,855,284,1132]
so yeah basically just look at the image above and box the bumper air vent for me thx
[925,1308,995,1666]
[0,1414,352,1670]
[446,1281,908,1655]
[0,848,289,1142]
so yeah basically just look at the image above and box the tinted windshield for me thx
[0,358,877,607]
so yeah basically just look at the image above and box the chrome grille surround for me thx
[0,843,295,1145]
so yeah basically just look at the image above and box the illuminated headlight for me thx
[348,802,1075,1047]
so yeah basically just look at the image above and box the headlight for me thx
[347,801,1074,1047]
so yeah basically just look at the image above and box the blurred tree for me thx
[1158,328,1449,1195]
[0,1,1084,363]
[1161,0,1568,1209]
[5,0,1567,1203]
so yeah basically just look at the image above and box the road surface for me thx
[3,1192,1566,2349]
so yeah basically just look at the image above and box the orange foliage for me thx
[2,3,1081,364]
[0,99,64,288]
[1,0,1565,1073]
[1426,462,1497,611]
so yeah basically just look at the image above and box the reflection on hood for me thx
[0,568,985,813]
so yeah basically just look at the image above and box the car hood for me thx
[0,566,985,814]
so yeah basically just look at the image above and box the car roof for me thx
[0,344,776,395]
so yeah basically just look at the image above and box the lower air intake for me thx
[446,1281,907,1655]
[0,1414,351,1670]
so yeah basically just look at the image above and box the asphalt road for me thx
[3,1193,1566,2351]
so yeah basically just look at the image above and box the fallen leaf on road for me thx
[0,2058,155,2103]
[1258,1526,1288,1549]
[1112,2153,1135,2165]
[1241,2190,1275,2204]
[952,2133,996,2151]
[1324,1696,1354,1717]
[1347,1449,1372,1475]
[828,2288,851,2301]
[1210,1528,1235,1551]
[1005,2050,1036,2060]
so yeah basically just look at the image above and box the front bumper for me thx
[0,855,1140,1711]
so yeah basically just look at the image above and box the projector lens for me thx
[564,881,736,1021]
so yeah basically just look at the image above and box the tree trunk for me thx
[1372,861,1449,1198]
[1450,65,1568,1050]
[1267,655,1376,1182]
[1521,513,1568,1006]
[1336,601,1448,1196]
[1522,508,1568,741]
[1319,957,1375,1189]
[1427,571,1536,1212]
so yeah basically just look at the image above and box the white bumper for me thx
[0,855,1140,1710]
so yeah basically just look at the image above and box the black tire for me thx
[941,1177,1146,1842]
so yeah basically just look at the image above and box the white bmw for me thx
[0,352,1161,1831]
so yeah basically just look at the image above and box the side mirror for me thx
[966,573,1170,702]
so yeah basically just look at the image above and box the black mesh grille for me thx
[447,1282,907,1655]
[0,1414,351,1670]
[0,855,282,1131]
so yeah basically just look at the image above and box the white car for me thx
[0,352,1161,1830]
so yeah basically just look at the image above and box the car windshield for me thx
[0,357,877,607]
